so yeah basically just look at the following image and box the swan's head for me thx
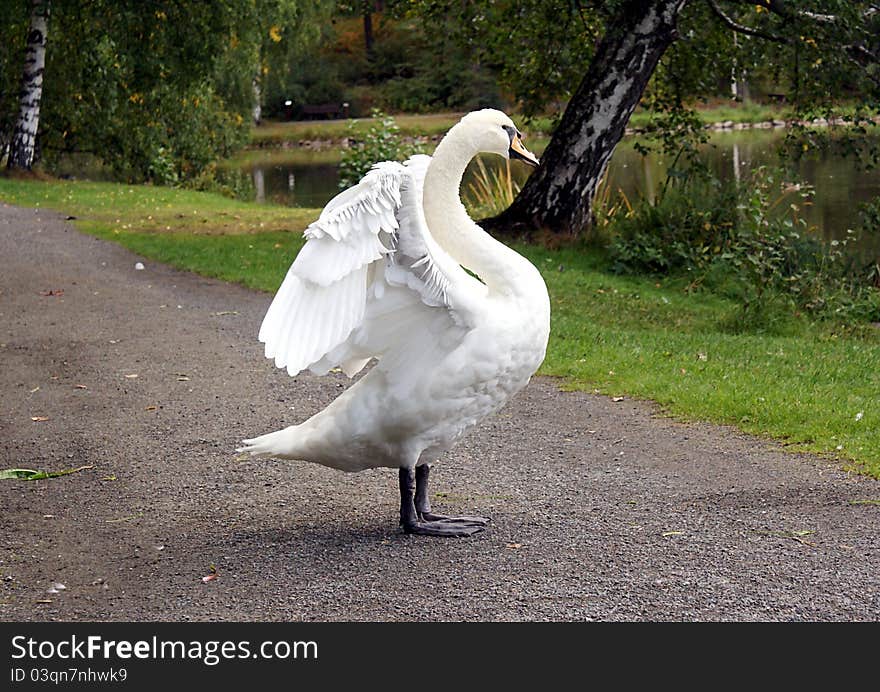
[458,109,540,167]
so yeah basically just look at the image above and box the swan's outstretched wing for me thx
[259,155,484,377]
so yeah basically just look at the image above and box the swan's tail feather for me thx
[237,427,299,458]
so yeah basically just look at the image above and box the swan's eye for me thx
[501,125,516,143]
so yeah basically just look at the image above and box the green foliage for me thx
[264,12,503,118]
[609,178,740,275]
[609,165,880,331]
[337,110,423,188]
[0,0,327,183]
[392,0,600,118]
[185,163,256,201]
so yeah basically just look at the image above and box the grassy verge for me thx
[252,103,792,147]
[0,177,313,290]
[2,176,878,476]
[251,112,466,146]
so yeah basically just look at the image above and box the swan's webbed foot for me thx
[417,511,490,526]
[398,465,489,538]
[403,519,485,537]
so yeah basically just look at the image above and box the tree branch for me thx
[705,0,790,43]
[729,0,873,24]
[845,43,880,87]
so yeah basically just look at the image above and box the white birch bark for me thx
[253,76,262,126]
[7,0,50,171]
[487,0,689,236]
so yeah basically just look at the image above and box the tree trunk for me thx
[253,75,262,126]
[363,8,374,58]
[7,0,50,171]
[483,0,688,237]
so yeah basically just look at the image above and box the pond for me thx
[228,127,880,260]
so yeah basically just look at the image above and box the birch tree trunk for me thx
[253,75,262,126]
[483,0,688,237]
[7,0,50,171]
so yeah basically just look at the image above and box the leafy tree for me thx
[401,1,880,237]
[0,0,326,182]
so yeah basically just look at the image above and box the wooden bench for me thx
[299,103,349,120]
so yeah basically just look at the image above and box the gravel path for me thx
[1,204,878,621]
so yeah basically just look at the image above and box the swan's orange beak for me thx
[509,132,539,167]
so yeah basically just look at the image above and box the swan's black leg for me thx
[416,464,490,525]
[399,466,487,537]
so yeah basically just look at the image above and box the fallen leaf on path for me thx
[0,465,94,481]
[47,583,66,594]
[849,499,880,506]
[176,376,190,381]
[31,416,50,422]
[202,564,218,583]
[662,531,684,537]
[144,405,158,411]
[211,311,239,316]
[29,386,40,393]
[505,543,522,550]
[124,373,138,379]
[74,384,88,389]
[35,600,53,604]
[38,289,64,297]
[612,397,625,403]
[0,469,39,480]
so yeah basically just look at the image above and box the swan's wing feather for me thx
[259,156,483,378]
[259,162,403,375]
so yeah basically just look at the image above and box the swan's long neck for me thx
[422,126,535,297]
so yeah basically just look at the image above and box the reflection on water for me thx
[241,159,340,208]
[236,128,880,259]
[608,130,880,257]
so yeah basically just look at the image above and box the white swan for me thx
[239,109,549,536]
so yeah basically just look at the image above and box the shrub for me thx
[608,166,880,329]
[337,110,423,188]
[608,178,740,275]
[184,163,255,201]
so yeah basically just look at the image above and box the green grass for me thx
[626,102,789,130]
[524,245,880,475]
[2,176,878,476]
[0,177,316,237]
[251,112,466,146]
[251,104,791,147]
[220,146,345,168]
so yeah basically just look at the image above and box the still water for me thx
[235,128,880,259]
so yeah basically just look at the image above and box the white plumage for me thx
[239,109,549,536]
